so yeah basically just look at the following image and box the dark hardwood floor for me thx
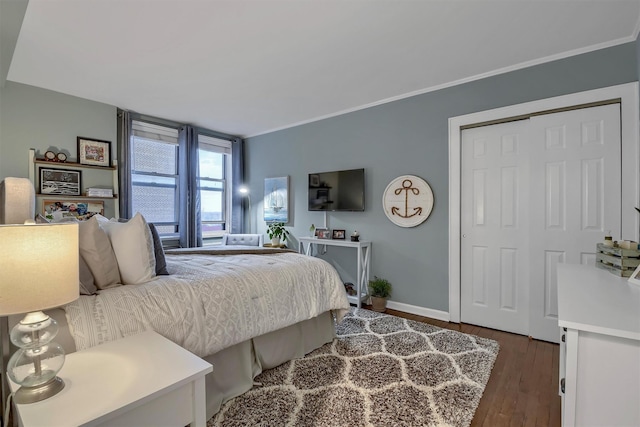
[378,307,561,427]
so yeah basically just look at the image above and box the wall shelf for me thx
[33,159,117,171]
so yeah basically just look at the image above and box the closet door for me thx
[460,120,531,336]
[528,104,621,343]
[461,103,622,342]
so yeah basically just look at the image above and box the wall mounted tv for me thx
[308,168,365,212]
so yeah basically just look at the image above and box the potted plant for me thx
[368,276,392,313]
[309,223,316,237]
[267,222,289,246]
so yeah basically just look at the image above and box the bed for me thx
[9,214,350,419]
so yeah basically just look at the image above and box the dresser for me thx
[557,264,640,427]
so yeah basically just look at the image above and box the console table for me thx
[557,264,640,427]
[299,237,371,307]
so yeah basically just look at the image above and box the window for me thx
[198,134,231,242]
[130,120,180,237]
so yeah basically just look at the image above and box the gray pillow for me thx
[79,255,98,295]
[149,223,169,275]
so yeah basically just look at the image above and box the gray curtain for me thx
[116,109,132,219]
[231,138,245,233]
[178,125,202,247]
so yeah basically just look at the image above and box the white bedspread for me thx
[65,252,350,357]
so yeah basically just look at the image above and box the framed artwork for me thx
[264,176,289,223]
[317,229,332,239]
[628,264,640,286]
[39,168,81,196]
[43,199,104,221]
[383,175,434,228]
[332,229,346,239]
[309,174,320,188]
[77,137,112,167]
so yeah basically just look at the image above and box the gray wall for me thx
[0,82,118,217]
[246,42,638,312]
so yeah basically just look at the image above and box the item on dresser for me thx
[595,243,640,277]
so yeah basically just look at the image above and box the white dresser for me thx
[557,264,640,427]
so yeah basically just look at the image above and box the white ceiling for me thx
[7,0,640,138]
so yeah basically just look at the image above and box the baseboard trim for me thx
[385,301,450,322]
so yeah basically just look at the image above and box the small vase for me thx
[271,237,281,246]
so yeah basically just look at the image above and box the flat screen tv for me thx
[308,168,365,211]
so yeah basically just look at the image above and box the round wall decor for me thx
[382,175,434,227]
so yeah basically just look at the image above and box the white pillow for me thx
[95,213,156,285]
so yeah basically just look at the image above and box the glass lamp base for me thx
[14,376,65,404]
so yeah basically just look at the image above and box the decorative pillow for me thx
[148,223,169,275]
[79,255,98,295]
[78,216,121,289]
[96,213,156,285]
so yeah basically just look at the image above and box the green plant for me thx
[309,223,316,233]
[267,222,290,241]
[368,276,392,298]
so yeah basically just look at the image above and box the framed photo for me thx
[39,168,81,196]
[77,137,112,167]
[309,174,320,188]
[332,229,346,239]
[628,264,640,286]
[314,227,327,238]
[264,176,289,223]
[317,229,332,239]
[43,199,104,221]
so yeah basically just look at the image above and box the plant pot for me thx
[371,296,387,313]
[271,237,281,246]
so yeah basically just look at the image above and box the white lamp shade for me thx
[0,223,79,316]
[0,177,36,224]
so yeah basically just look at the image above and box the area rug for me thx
[208,308,499,427]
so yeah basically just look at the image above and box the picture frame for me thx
[43,199,104,221]
[628,264,640,286]
[314,227,327,237]
[77,137,112,167]
[264,176,289,223]
[332,229,346,240]
[39,168,81,196]
[317,229,332,239]
[309,174,320,188]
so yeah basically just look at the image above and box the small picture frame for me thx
[77,137,112,167]
[43,199,104,221]
[317,229,332,239]
[628,264,640,286]
[332,229,346,239]
[309,174,320,188]
[39,168,81,196]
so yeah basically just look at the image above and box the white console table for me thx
[557,264,640,427]
[299,237,371,307]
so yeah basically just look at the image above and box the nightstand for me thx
[9,331,212,427]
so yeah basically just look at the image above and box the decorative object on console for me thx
[309,223,316,237]
[332,229,345,239]
[77,137,112,168]
[351,230,360,242]
[264,176,289,223]
[39,168,81,196]
[266,221,289,246]
[595,243,640,277]
[368,276,392,313]
[317,229,331,239]
[0,222,79,404]
[382,174,434,228]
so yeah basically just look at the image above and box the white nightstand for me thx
[9,331,213,427]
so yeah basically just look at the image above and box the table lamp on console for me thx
[0,222,79,404]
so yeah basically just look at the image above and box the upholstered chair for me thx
[221,234,264,247]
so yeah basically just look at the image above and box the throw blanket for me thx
[65,252,350,357]
[165,247,294,255]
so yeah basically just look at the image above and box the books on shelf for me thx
[86,187,114,197]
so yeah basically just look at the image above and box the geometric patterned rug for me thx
[209,308,499,427]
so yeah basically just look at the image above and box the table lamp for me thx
[0,223,79,404]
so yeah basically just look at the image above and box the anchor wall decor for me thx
[382,175,434,227]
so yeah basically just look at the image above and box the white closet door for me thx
[528,104,621,342]
[461,104,622,342]
[461,120,531,336]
